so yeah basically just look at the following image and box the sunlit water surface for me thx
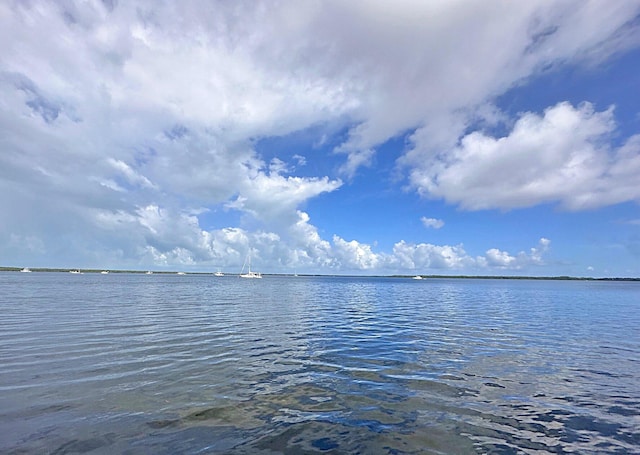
[1,273,638,454]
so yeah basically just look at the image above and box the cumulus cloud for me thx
[531,238,551,263]
[69,196,557,274]
[89,202,552,273]
[483,238,551,269]
[288,211,334,268]
[389,241,473,270]
[485,249,517,268]
[408,102,640,210]
[332,236,380,270]
[0,1,636,272]
[386,237,551,272]
[226,169,342,225]
[92,203,260,268]
[325,1,639,170]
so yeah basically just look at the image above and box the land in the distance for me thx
[1,266,638,281]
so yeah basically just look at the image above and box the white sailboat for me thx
[214,270,224,277]
[239,252,262,279]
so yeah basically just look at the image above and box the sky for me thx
[1,0,640,277]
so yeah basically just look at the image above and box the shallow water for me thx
[1,273,638,454]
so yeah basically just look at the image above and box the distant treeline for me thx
[392,275,640,281]
[0,267,174,274]
[2,266,639,281]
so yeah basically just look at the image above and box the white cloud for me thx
[485,249,517,268]
[324,1,640,172]
[388,241,474,270]
[0,1,637,273]
[421,217,444,229]
[408,102,640,210]
[1,1,346,213]
[484,238,551,269]
[386,237,551,272]
[530,237,551,264]
[91,204,257,268]
[106,158,156,190]
[293,154,307,167]
[72,201,556,274]
[338,148,375,179]
[288,211,334,268]
[226,170,342,225]
[332,236,380,270]
[269,158,289,175]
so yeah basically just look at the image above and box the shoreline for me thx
[2,267,638,281]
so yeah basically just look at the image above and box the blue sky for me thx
[1,1,639,277]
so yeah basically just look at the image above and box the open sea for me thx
[1,272,638,454]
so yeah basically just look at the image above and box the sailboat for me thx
[239,252,262,279]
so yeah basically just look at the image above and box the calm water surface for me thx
[0,273,638,454]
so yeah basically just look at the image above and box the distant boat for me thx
[214,270,224,277]
[412,275,423,280]
[145,271,153,275]
[240,270,262,279]
[177,272,186,275]
[239,252,262,279]
[101,270,109,274]
[69,270,82,274]
[20,268,32,273]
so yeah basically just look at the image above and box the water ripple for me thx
[0,274,638,453]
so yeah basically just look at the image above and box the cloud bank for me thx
[1,1,638,272]
[407,102,640,211]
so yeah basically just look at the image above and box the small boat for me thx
[101,270,109,274]
[69,270,82,274]
[214,271,224,277]
[145,271,153,275]
[177,272,186,275]
[412,275,423,280]
[240,252,262,279]
[240,270,262,279]
[20,268,32,273]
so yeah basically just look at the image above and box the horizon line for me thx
[3,267,638,281]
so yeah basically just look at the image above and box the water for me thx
[1,273,638,454]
